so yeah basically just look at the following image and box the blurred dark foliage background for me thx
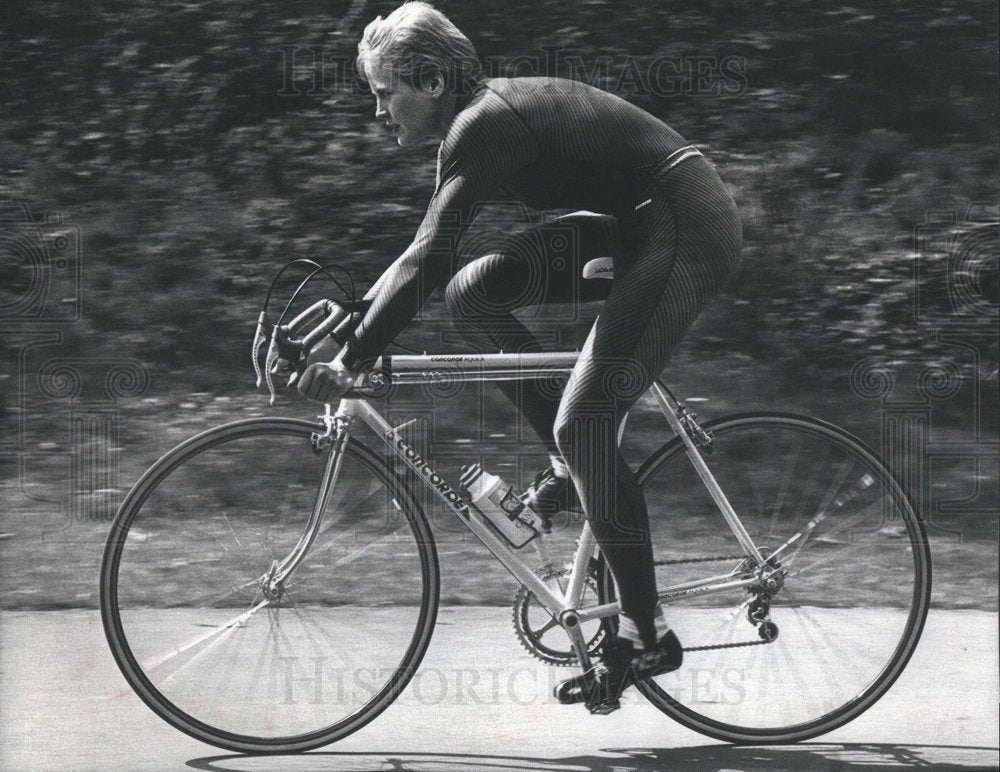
[1,0,997,402]
[0,0,997,608]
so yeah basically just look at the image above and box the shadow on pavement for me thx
[185,743,1000,771]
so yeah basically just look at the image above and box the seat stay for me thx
[647,382,766,564]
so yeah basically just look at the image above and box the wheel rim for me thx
[633,414,930,742]
[101,419,438,752]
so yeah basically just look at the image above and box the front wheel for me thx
[620,413,931,743]
[100,417,439,753]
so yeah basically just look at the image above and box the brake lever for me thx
[252,312,270,389]
[270,355,304,389]
[264,337,280,405]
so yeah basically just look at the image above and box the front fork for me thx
[261,404,349,599]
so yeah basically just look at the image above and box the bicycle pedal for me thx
[586,697,621,715]
[554,666,612,705]
[554,661,628,714]
[554,669,596,705]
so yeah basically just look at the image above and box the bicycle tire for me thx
[100,417,440,753]
[603,412,931,744]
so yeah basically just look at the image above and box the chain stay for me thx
[514,553,777,658]
[654,553,778,651]
[653,555,743,566]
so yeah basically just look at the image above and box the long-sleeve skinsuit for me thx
[340,77,741,647]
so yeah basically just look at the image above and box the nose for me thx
[374,98,388,120]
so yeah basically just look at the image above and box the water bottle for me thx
[459,464,545,548]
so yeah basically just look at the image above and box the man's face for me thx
[365,61,447,148]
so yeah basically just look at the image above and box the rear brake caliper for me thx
[677,404,714,453]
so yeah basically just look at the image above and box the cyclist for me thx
[298,1,742,712]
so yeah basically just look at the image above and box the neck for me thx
[454,79,486,114]
[434,94,459,139]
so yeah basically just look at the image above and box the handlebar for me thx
[252,297,369,404]
[301,302,348,351]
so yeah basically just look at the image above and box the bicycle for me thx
[100,263,931,753]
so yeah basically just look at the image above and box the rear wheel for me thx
[100,417,439,753]
[611,412,931,743]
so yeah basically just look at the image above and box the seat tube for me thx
[564,521,598,609]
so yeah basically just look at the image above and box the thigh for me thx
[446,213,618,312]
[557,186,738,422]
[558,200,678,422]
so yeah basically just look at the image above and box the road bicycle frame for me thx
[266,351,778,667]
[101,287,931,749]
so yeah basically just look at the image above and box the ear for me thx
[422,69,446,98]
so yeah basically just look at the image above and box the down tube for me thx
[344,399,567,614]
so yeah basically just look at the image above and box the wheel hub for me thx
[261,559,285,601]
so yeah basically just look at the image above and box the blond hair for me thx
[357,2,483,93]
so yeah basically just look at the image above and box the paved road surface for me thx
[1,607,997,771]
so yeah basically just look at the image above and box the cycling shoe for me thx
[554,631,684,714]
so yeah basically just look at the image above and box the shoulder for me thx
[439,80,538,163]
[441,77,610,148]
[490,76,623,104]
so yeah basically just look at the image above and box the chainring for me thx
[512,559,611,666]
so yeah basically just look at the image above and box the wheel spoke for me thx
[766,431,804,539]
[102,419,439,752]
[139,598,271,674]
[631,414,930,742]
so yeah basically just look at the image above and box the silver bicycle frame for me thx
[284,352,766,662]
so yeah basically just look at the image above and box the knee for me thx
[553,409,615,463]
[445,259,497,320]
[552,411,578,462]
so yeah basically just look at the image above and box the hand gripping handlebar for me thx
[252,299,366,404]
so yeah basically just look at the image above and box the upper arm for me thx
[413,101,539,268]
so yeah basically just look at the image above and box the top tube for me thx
[364,351,580,386]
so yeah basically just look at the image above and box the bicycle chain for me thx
[654,554,776,651]
[513,554,774,659]
[653,555,743,566]
[683,638,772,652]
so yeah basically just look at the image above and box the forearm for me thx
[339,241,450,371]
[361,254,400,303]
[337,148,514,371]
